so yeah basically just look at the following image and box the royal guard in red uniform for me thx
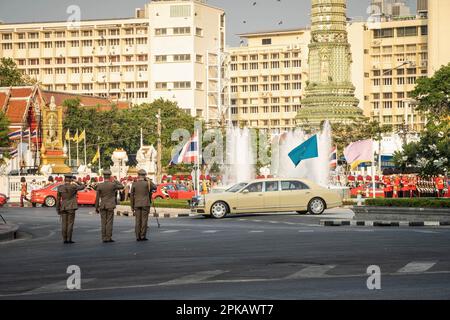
[393,175,401,198]
[384,177,393,198]
[436,176,445,197]
[408,176,417,198]
[401,175,409,198]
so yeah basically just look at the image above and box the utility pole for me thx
[157,108,162,184]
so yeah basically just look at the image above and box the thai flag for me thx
[329,146,337,169]
[8,129,22,140]
[9,148,18,158]
[22,128,30,138]
[170,133,200,165]
[31,129,37,138]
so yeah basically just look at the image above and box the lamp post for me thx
[156,108,162,184]
[376,60,413,174]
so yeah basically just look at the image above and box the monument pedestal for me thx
[40,150,71,174]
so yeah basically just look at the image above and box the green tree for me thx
[394,119,449,176]
[331,119,392,154]
[0,111,10,164]
[412,62,450,118]
[0,58,32,87]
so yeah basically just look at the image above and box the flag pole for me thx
[372,142,376,199]
[76,129,79,167]
[68,130,71,168]
[196,128,201,197]
[84,129,87,166]
[19,130,22,174]
[98,144,101,174]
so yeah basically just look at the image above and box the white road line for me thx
[161,230,179,233]
[298,230,314,233]
[203,230,219,233]
[249,230,264,233]
[412,230,439,234]
[268,221,279,224]
[86,228,101,233]
[29,225,52,230]
[286,265,336,279]
[397,261,437,273]
[26,278,96,295]
[121,229,135,233]
[160,270,227,286]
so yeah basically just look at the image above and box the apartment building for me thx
[0,0,225,117]
[227,29,310,131]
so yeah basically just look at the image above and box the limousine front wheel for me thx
[211,201,228,219]
[308,198,326,215]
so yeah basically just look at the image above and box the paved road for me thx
[1,206,450,299]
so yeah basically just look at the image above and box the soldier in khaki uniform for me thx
[130,169,157,241]
[56,175,85,244]
[95,169,124,243]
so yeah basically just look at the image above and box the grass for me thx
[364,198,450,209]
[120,199,190,209]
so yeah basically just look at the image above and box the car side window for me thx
[243,182,263,193]
[265,181,279,192]
[281,181,309,191]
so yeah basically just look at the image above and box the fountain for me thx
[221,122,333,187]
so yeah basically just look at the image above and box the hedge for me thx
[120,199,190,209]
[364,198,450,208]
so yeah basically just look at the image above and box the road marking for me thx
[249,230,264,233]
[29,225,52,230]
[285,265,336,279]
[203,230,219,234]
[161,230,179,233]
[160,270,227,286]
[26,278,96,294]
[268,221,279,224]
[397,261,437,273]
[86,228,101,233]
[121,229,135,233]
[353,229,374,232]
[298,230,314,233]
[412,230,439,234]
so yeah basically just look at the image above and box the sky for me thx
[0,0,417,46]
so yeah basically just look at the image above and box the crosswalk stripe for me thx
[121,229,135,233]
[397,261,437,273]
[161,230,179,233]
[286,265,336,279]
[160,270,227,286]
[86,228,101,233]
[298,230,314,233]
[249,230,264,233]
[203,230,219,233]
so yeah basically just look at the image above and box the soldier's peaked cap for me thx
[103,169,112,176]
[138,169,147,176]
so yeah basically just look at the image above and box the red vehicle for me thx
[0,193,8,207]
[31,183,97,207]
[350,182,385,198]
[152,183,195,201]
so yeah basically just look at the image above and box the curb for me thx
[0,224,19,242]
[320,220,450,227]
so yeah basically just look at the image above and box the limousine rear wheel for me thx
[211,201,228,219]
[308,198,326,215]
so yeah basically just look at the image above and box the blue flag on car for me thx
[288,135,319,167]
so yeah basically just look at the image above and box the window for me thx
[265,181,279,192]
[421,26,428,36]
[196,28,203,37]
[170,4,191,17]
[196,55,203,63]
[243,182,263,193]
[397,26,418,37]
[2,33,12,40]
[374,28,394,39]
[155,28,167,36]
[136,38,147,45]
[262,38,272,45]
[173,27,190,35]
[155,55,167,63]
[173,81,191,89]
[173,54,190,62]
[29,42,39,49]
[81,40,92,47]
[281,181,309,191]
[2,43,12,50]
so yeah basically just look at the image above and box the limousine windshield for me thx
[226,183,248,193]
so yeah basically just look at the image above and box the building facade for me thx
[0,0,225,117]
[226,29,310,131]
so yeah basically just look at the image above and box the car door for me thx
[279,180,311,211]
[235,182,264,213]
[263,181,280,212]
